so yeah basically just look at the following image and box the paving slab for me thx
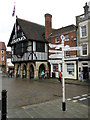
[8,98,89,118]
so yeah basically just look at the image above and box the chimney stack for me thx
[45,13,52,40]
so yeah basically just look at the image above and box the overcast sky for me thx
[0,0,89,50]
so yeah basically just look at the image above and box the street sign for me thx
[61,35,65,41]
[49,50,62,53]
[49,43,62,49]
[49,54,62,58]
[64,46,82,51]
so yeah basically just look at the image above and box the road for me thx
[2,76,89,109]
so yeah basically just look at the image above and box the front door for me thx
[83,67,88,79]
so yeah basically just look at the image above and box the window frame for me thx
[67,63,74,75]
[80,23,88,38]
[65,34,69,41]
[55,37,59,43]
[1,55,4,61]
[81,43,88,56]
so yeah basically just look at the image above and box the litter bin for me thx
[52,72,55,78]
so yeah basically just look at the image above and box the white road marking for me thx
[79,97,87,101]
[73,96,80,99]
[81,94,88,97]
[72,100,78,103]
[67,98,71,101]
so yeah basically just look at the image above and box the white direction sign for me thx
[49,43,62,49]
[49,50,62,53]
[64,46,82,51]
[49,54,62,58]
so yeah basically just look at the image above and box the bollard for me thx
[1,90,7,120]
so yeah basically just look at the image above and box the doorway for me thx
[29,64,34,79]
[83,67,88,79]
[39,64,45,78]
[22,65,27,78]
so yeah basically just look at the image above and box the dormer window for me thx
[55,37,59,43]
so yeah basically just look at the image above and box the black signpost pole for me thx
[1,90,7,120]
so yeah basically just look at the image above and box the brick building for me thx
[47,14,77,79]
[0,42,6,73]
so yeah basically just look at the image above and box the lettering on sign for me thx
[11,36,26,44]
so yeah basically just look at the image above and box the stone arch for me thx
[17,64,21,77]
[27,63,35,79]
[38,63,46,78]
[15,63,21,77]
[21,63,27,78]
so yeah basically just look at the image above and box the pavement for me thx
[8,98,89,118]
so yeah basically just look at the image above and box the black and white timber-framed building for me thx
[8,15,49,79]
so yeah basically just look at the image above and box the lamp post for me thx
[61,35,66,111]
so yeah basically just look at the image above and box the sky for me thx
[0,0,89,50]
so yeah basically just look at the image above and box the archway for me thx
[22,64,27,78]
[17,64,21,77]
[38,64,45,78]
[29,64,34,79]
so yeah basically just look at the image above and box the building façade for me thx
[8,14,50,79]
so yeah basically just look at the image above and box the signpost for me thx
[49,35,82,111]
[61,35,66,111]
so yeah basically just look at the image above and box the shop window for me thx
[67,63,74,75]
[53,64,58,72]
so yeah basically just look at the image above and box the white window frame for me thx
[53,64,58,72]
[81,43,88,56]
[65,34,69,41]
[55,37,59,43]
[80,22,88,38]
[1,56,4,61]
[67,63,74,75]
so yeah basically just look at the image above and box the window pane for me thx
[53,64,58,72]
[67,63,74,75]
[81,25,87,37]
[82,44,87,55]
[55,37,59,43]
[66,51,69,56]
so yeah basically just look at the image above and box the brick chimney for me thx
[45,13,52,40]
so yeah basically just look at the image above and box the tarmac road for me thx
[2,77,62,109]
